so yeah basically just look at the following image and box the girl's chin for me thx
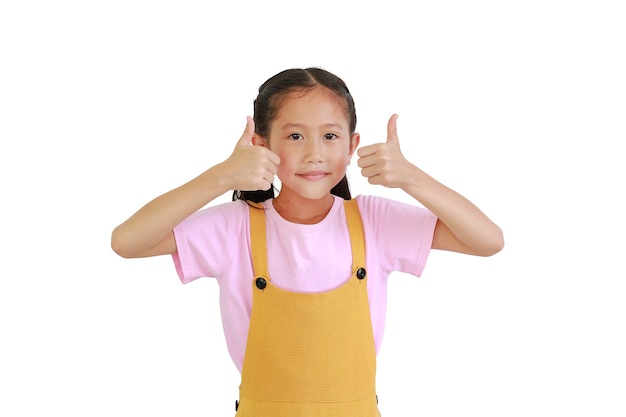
[277,185,335,202]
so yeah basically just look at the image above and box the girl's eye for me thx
[324,133,337,140]
[289,133,303,140]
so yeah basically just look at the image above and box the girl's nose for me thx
[304,139,324,163]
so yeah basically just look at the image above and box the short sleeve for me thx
[356,195,437,277]
[172,200,248,284]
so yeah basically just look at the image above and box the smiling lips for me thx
[298,171,329,181]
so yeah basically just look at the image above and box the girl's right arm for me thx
[111,117,279,258]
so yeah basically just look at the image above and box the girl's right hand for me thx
[218,116,280,191]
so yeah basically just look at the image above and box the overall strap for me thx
[248,203,269,281]
[343,198,366,273]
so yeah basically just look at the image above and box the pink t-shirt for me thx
[172,194,437,373]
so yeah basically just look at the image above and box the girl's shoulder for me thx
[353,193,420,211]
[184,199,250,226]
[353,194,436,223]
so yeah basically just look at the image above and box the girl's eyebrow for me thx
[280,123,345,130]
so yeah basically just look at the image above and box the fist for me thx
[356,114,412,188]
[224,117,280,191]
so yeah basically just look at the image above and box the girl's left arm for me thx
[357,114,504,256]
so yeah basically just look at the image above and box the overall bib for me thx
[235,199,380,417]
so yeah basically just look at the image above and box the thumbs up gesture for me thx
[357,114,414,189]
[219,116,281,191]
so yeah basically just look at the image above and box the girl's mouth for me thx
[298,172,329,181]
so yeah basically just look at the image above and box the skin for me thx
[111,87,503,259]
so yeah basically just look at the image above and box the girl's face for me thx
[258,87,359,202]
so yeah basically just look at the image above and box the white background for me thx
[1,1,625,416]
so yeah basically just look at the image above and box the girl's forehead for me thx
[275,87,349,126]
[283,85,340,103]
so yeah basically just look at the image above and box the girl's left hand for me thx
[357,114,415,189]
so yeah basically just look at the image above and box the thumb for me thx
[237,116,255,146]
[387,113,399,144]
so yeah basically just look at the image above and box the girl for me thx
[111,67,503,416]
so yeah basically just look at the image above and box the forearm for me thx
[111,164,232,258]
[402,165,504,256]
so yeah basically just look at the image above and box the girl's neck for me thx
[272,193,335,225]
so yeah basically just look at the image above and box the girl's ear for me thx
[252,134,268,147]
[348,133,361,159]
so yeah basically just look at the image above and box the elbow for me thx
[482,227,505,257]
[111,227,133,259]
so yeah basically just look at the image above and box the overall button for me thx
[356,268,367,279]
[255,277,267,289]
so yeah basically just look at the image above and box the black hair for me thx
[232,67,357,203]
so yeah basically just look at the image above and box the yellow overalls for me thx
[235,199,381,417]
